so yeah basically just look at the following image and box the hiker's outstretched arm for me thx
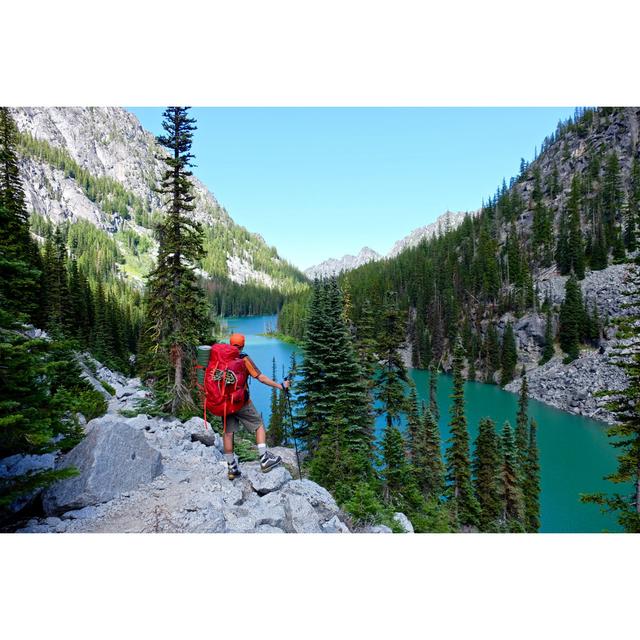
[257,373,289,390]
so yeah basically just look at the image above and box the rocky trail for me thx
[9,357,403,534]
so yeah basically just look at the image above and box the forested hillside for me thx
[13,107,308,318]
[281,107,639,388]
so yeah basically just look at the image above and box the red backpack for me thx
[202,343,249,432]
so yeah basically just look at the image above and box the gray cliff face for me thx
[12,107,298,289]
[304,246,381,279]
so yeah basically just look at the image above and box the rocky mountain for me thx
[304,246,381,279]
[11,107,306,292]
[387,210,470,258]
[304,210,470,278]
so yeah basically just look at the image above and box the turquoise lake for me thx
[227,315,621,533]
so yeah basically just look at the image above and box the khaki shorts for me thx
[223,399,264,434]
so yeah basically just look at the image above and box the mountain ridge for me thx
[304,209,471,278]
[12,107,306,292]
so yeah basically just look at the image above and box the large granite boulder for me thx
[42,420,162,515]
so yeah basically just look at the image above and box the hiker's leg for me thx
[224,414,240,465]
[235,400,268,457]
[237,402,282,472]
[223,432,234,459]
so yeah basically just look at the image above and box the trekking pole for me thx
[282,376,302,479]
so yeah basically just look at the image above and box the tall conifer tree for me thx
[428,361,439,422]
[523,419,541,532]
[143,107,211,414]
[472,418,502,531]
[413,404,445,500]
[500,323,517,386]
[515,366,530,470]
[267,357,285,446]
[499,420,525,531]
[445,339,480,528]
[539,306,555,365]
[559,274,584,363]
[374,291,409,431]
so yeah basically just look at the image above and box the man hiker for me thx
[219,333,289,480]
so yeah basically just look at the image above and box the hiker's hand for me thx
[281,380,290,391]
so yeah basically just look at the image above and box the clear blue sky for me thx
[128,107,576,271]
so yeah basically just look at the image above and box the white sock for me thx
[224,453,235,465]
[257,443,267,458]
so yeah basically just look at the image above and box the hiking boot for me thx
[227,459,241,481]
[260,450,282,473]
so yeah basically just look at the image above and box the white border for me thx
[2,1,639,636]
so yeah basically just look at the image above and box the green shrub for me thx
[343,481,388,527]
[100,380,116,396]
[73,389,108,422]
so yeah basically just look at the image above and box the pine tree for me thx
[267,357,285,446]
[590,224,608,271]
[0,107,41,322]
[445,339,480,528]
[304,279,375,500]
[484,322,500,384]
[623,196,636,252]
[413,404,445,500]
[539,306,555,365]
[506,223,522,287]
[472,418,502,531]
[612,227,626,263]
[499,420,525,531]
[0,108,96,510]
[374,291,409,431]
[381,421,411,505]
[142,107,211,414]
[428,361,439,422]
[602,152,623,246]
[523,419,541,532]
[406,383,421,457]
[354,298,378,390]
[627,157,640,252]
[567,176,586,280]
[559,274,584,363]
[555,203,570,275]
[500,322,517,386]
[515,366,529,470]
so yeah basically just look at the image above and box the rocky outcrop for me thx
[21,410,351,533]
[505,348,627,423]
[16,357,352,533]
[42,421,163,515]
[498,264,635,421]
[536,263,634,321]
